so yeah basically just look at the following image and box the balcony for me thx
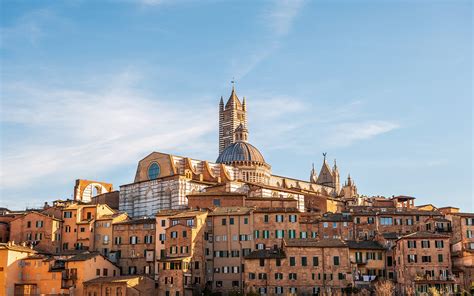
[414,274,455,283]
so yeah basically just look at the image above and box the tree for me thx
[374,280,396,296]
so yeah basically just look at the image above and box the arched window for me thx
[148,163,160,180]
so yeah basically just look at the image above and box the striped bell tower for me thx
[218,84,247,155]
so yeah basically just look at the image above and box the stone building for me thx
[9,211,62,254]
[119,88,346,218]
[110,218,156,277]
[156,210,208,296]
[395,231,455,294]
[244,239,353,295]
[61,203,116,251]
[83,275,156,296]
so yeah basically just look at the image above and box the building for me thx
[0,242,37,296]
[119,88,344,218]
[156,210,208,296]
[61,203,116,251]
[62,252,120,296]
[244,239,353,295]
[395,231,456,294]
[93,212,129,257]
[9,211,62,253]
[83,275,156,296]
[110,218,156,277]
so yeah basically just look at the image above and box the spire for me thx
[242,96,246,111]
[219,96,224,110]
[310,162,318,183]
[346,174,352,186]
[316,153,334,187]
[225,83,242,109]
[333,159,338,170]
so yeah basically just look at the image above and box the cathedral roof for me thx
[225,87,242,109]
[216,141,266,165]
[316,158,333,186]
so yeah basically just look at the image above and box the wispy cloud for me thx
[0,9,66,48]
[231,0,306,79]
[0,71,216,189]
[327,121,400,147]
[263,0,306,36]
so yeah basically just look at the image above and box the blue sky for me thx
[1,0,472,211]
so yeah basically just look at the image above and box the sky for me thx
[0,0,472,211]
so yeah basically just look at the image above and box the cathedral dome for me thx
[216,141,266,165]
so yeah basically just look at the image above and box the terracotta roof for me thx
[346,240,386,250]
[208,207,253,216]
[319,212,352,222]
[285,239,347,248]
[245,249,286,259]
[84,275,151,284]
[114,218,156,225]
[186,192,246,197]
[382,232,401,240]
[66,252,101,262]
[253,207,300,213]
[399,231,450,240]
[0,243,36,253]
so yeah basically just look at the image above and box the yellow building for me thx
[0,242,36,295]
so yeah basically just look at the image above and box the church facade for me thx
[119,87,357,217]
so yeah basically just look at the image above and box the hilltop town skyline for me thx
[1,1,472,211]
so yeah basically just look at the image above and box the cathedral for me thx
[119,87,358,217]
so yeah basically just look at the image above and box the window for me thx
[355,217,361,224]
[333,256,340,265]
[144,235,153,244]
[275,273,283,280]
[244,217,248,224]
[148,162,160,179]
[367,217,375,224]
[422,256,431,263]
[64,212,72,218]
[288,230,296,239]
[467,230,473,238]
[263,230,270,239]
[435,240,444,248]
[323,222,328,228]
[333,222,337,228]
[421,240,430,248]
[229,217,234,225]
[96,269,100,276]
[258,273,267,280]
[406,218,414,225]
[36,221,44,228]
[289,273,297,280]
[380,217,393,225]
[130,236,138,244]
[103,268,108,276]
[259,259,265,267]
[222,218,226,226]
[438,254,443,262]
[171,232,178,238]
[249,273,256,279]
[275,230,284,239]
[300,231,307,239]
[182,231,187,238]
[115,236,122,245]
[338,273,345,280]
[408,241,417,248]
[289,215,297,223]
[301,257,307,266]
[264,215,269,223]
[186,219,194,227]
[290,257,296,266]
[408,254,417,263]
[275,287,284,294]
[313,256,319,266]
[80,227,85,233]
[213,199,221,206]
[276,215,284,222]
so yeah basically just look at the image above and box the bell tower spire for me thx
[218,81,248,155]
